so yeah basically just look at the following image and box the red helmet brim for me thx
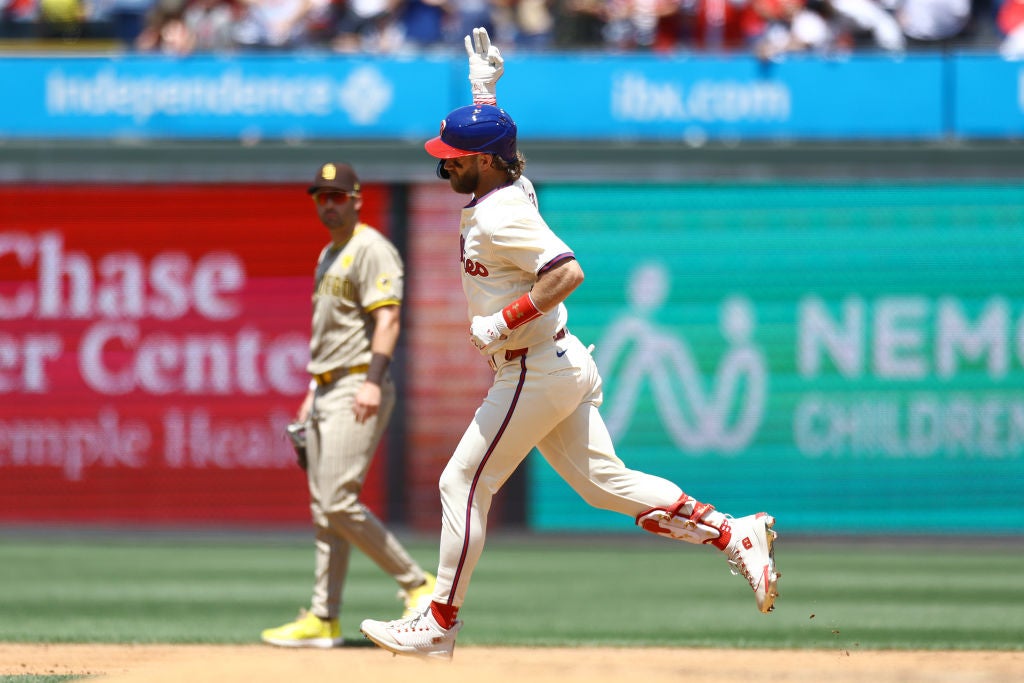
[424,136,482,160]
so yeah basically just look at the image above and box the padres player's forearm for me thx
[353,305,400,423]
[529,258,584,313]
[367,305,401,383]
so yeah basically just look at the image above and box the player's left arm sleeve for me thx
[358,240,405,312]
[489,208,572,277]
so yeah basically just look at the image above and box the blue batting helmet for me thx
[425,105,518,165]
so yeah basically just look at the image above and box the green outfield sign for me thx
[529,183,1024,534]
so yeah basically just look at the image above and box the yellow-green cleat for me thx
[399,572,436,618]
[261,609,343,648]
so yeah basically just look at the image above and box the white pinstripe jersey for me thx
[459,184,572,350]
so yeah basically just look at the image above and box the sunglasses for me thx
[313,191,356,206]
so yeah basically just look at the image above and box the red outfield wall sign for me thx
[0,184,390,524]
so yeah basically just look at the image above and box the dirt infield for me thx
[2,643,1021,683]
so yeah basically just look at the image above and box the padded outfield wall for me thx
[2,178,1022,536]
[524,182,1024,535]
[0,184,396,525]
[1,51,1023,535]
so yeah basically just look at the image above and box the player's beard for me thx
[449,164,479,195]
[320,210,344,229]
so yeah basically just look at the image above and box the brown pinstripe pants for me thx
[305,372,426,619]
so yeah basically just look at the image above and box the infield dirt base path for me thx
[2,644,1021,683]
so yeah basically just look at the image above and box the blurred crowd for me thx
[1,0,1021,59]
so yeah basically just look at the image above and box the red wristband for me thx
[501,293,542,330]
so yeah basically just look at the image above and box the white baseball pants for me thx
[433,331,684,608]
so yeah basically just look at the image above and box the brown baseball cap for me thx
[308,162,360,194]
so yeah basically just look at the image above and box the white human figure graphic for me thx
[597,263,766,452]
[701,297,767,451]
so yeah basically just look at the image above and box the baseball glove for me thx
[286,422,308,471]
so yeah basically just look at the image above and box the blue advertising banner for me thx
[0,53,946,141]
[0,55,450,139]
[501,54,945,140]
[952,55,1024,137]
[0,52,1019,141]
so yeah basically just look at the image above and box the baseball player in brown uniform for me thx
[261,163,434,648]
[358,37,779,660]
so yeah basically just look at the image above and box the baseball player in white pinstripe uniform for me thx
[359,35,780,662]
[261,163,434,648]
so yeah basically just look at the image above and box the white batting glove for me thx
[465,27,504,106]
[470,312,509,355]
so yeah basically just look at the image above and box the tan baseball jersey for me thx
[308,223,403,375]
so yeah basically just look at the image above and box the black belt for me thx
[311,363,370,387]
[503,328,568,361]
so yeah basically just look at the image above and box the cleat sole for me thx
[761,514,780,614]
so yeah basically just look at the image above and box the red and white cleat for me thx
[723,512,780,613]
[360,609,463,660]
